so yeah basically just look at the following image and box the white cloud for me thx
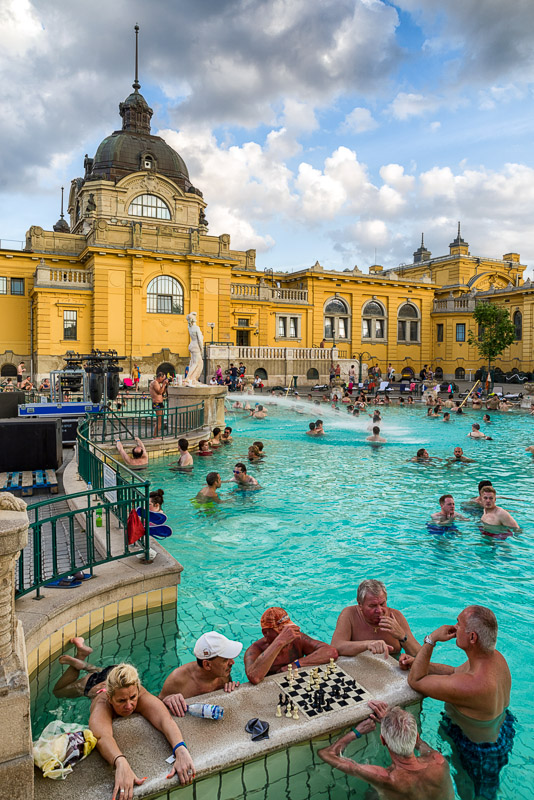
[388,92,440,120]
[429,121,441,132]
[341,107,378,134]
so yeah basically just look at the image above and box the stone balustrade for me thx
[231,283,308,304]
[34,264,92,288]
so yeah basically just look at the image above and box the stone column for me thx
[0,506,34,800]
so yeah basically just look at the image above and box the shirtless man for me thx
[480,486,519,530]
[195,472,222,503]
[446,447,475,465]
[221,426,233,443]
[306,422,319,436]
[405,605,515,800]
[115,436,148,469]
[149,371,168,436]
[170,438,193,470]
[431,495,468,524]
[443,412,451,422]
[467,479,493,506]
[249,404,267,419]
[366,425,387,445]
[16,361,26,386]
[318,702,454,800]
[159,632,242,715]
[468,422,492,440]
[231,462,259,488]
[315,419,325,435]
[244,606,338,684]
[526,444,534,457]
[409,449,441,464]
[331,580,420,660]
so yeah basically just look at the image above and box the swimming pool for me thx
[34,400,534,798]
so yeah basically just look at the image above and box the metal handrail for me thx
[16,417,151,599]
[92,401,205,443]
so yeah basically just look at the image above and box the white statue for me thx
[185,311,205,385]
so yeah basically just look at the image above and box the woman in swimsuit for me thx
[53,640,195,797]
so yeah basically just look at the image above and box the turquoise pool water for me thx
[35,400,534,797]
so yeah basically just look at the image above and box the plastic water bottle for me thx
[186,703,223,720]
[87,482,92,508]
[95,505,103,527]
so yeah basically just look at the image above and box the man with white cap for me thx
[159,631,242,716]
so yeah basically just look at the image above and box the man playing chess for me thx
[244,607,338,684]
[331,580,420,659]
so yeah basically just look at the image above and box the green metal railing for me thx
[16,418,151,599]
[92,400,205,443]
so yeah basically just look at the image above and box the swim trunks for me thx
[84,665,117,696]
[152,402,164,410]
[440,709,515,800]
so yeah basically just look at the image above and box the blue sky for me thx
[1,0,534,275]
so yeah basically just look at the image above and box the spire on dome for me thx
[119,24,153,134]
[413,231,431,263]
[53,186,70,233]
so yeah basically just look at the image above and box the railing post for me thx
[0,500,34,799]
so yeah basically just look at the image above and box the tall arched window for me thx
[397,303,420,343]
[362,300,386,341]
[147,276,184,314]
[324,297,350,340]
[514,310,522,341]
[129,194,171,220]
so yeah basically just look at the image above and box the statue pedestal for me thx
[167,385,227,430]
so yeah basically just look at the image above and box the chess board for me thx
[273,665,373,718]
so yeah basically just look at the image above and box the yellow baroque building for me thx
[0,75,533,386]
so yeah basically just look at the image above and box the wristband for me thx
[173,742,187,755]
[294,659,301,668]
[351,727,362,739]
[400,635,407,644]
[113,754,127,768]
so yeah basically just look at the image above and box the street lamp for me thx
[207,322,215,343]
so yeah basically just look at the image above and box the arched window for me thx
[514,310,522,341]
[156,362,176,377]
[307,367,319,381]
[129,194,171,220]
[455,367,465,379]
[147,276,184,314]
[362,300,386,341]
[324,297,350,341]
[0,364,17,377]
[255,368,268,380]
[397,303,420,343]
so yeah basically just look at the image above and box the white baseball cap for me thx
[193,631,243,660]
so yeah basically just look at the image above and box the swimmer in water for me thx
[483,414,491,423]
[467,480,493,506]
[306,422,319,437]
[366,426,387,445]
[170,438,193,471]
[315,419,325,435]
[248,445,261,462]
[197,440,213,456]
[409,449,442,463]
[249,405,267,419]
[446,447,475,465]
[195,472,222,503]
[468,422,492,440]
[526,445,534,457]
[221,426,233,443]
[231,462,260,488]
[210,427,223,448]
[431,494,468,524]
[480,487,519,531]
[443,412,451,422]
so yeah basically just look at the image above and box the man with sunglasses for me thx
[231,462,260,488]
[244,607,338,684]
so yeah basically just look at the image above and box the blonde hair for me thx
[381,706,418,756]
[105,663,141,697]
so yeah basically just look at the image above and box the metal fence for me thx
[16,419,151,599]
[91,401,205,443]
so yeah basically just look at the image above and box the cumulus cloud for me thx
[340,107,378,134]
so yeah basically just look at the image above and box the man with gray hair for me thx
[405,605,514,799]
[331,579,420,659]
[318,700,454,798]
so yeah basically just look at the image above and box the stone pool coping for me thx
[34,653,421,799]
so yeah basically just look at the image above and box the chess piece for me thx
[286,703,293,718]
[329,658,335,670]
[292,706,299,720]
[276,704,282,717]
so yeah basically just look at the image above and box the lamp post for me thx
[355,350,372,385]
[204,322,215,383]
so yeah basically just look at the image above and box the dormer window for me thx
[144,157,153,169]
[129,194,171,220]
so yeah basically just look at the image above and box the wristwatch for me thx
[423,635,435,647]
